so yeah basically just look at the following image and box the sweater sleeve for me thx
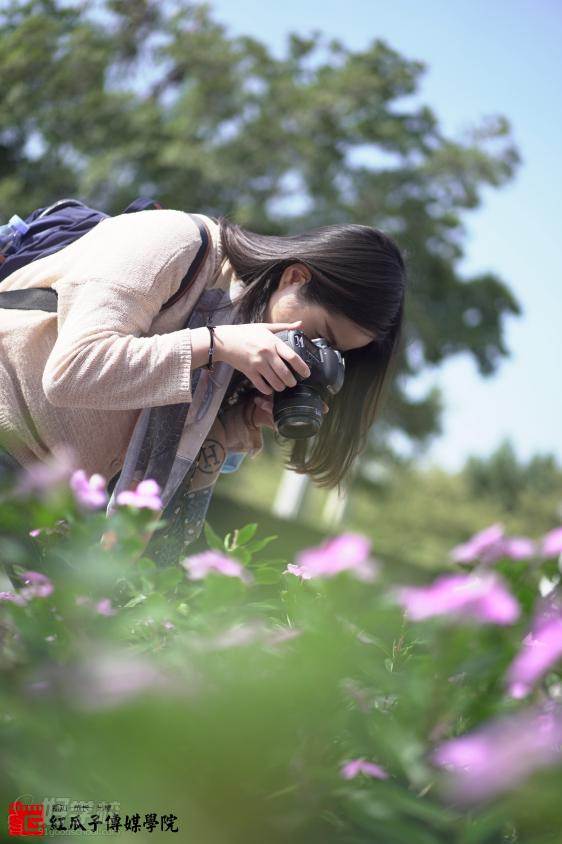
[41,210,205,410]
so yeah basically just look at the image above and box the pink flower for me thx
[431,701,562,804]
[116,479,162,511]
[451,524,536,565]
[0,590,27,607]
[181,550,253,584]
[29,528,42,538]
[14,443,79,497]
[75,595,91,607]
[340,757,389,780]
[70,469,108,510]
[395,571,520,625]
[451,523,506,565]
[58,649,184,711]
[501,536,537,559]
[95,598,116,617]
[506,597,562,698]
[284,533,379,582]
[542,527,562,558]
[19,570,53,600]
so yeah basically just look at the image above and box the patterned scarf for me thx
[105,277,246,567]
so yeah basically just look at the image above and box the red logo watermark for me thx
[8,802,45,837]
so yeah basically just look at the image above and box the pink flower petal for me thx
[180,550,252,583]
[340,757,389,780]
[19,570,53,599]
[116,478,162,511]
[96,598,116,617]
[13,443,79,497]
[506,605,562,698]
[70,469,108,510]
[431,702,562,804]
[284,532,379,582]
[0,590,28,606]
[396,571,519,625]
[502,537,536,560]
[542,527,562,558]
[451,523,505,565]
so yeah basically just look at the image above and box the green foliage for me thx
[1,470,562,842]
[214,440,562,574]
[463,439,562,513]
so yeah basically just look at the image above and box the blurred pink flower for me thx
[451,523,506,565]
[29,528,42,538]
[284,532,379,582]
[431,702,562,804]
[14,443,79,497]
[116,479,162,511]
[451,524,536,566]
[542,527,562,558]
[502,536,537,559]
[0,590,27,606]
[75,595,91,607]
[19,570,53,600]
[70,469,108,510]
[395,571,520,625]
[58,649,186,711]
[506,597,562,698]
[340,757,389,780]
[95,598,116,617]
[181,550,253,583]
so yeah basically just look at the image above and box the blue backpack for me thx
[0,195,209,312]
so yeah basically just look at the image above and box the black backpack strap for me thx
[159,213,212,311]
[0,287,58,312]
[122,197,163,213]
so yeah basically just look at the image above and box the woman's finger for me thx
[269,355,297,390]
[274,340,312,380]
[249,372,273,396]
[262,319,302,331]
[259,360,288,392]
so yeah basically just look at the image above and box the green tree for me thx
[463,438,562,512]
[0,0,522,452]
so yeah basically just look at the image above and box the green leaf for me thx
[203,520,224,551]
[136,557,157,576]
[235,523,258,545]
[244,535,279,555]
[123,594,147,608]
[253,566,282,585]
[155,567,183,592]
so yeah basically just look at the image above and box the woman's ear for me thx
[279,262,312,289]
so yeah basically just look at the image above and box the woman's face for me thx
[264,263,376,352]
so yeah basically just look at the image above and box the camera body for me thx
[272,329,345,439]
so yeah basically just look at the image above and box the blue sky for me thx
[209,0,562,471]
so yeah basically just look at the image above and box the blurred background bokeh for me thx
[1,0,561,566]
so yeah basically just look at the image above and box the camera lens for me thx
[273,385,324,439]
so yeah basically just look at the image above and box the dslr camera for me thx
[272,328,345,439]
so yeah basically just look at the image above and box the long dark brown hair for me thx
[211,215,407,494]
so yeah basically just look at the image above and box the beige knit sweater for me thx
[0,209,263,479]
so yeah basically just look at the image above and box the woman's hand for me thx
[249,395,329,430]
[212,320,312,396]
